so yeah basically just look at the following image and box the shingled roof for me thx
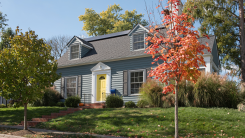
[57,30,216,68]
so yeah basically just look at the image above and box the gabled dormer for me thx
[128,24,149,51]
[66,36,93,60]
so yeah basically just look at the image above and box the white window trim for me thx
[65,76,78,99]
[132,33,146,51]
[128,69,146,96]
[70,44,80,60]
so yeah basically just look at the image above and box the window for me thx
[70,45,79,59]
[66,77,77,98]
[129,70,145,94]
[133,33,145,50]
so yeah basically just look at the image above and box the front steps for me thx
[20,103,105,127]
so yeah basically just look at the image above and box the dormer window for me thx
[70,45,79,60]
[133,33,145,50]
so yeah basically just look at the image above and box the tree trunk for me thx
[24,103,28,130]
[175,81,178,138]
[239,0,245,90]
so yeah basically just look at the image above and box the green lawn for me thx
[0,107,67,125]
[35,107,245,138]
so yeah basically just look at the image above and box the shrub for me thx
[65,96,81,107]
[162,93,175,108]
[139,79,163,107]
[105,95,123,108]
[176,72,240,109]
[0,104,6,108]
[125,101,136,108]
[137,99,148,108]
[33,88,61,106]
[57,102,65,107]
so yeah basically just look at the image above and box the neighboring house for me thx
[53,23,220,104]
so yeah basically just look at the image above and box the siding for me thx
[129,25,147,51]
[55,56,154,104]
[81,46,90,58]
[54,78,61,94]
[0,96,10,104]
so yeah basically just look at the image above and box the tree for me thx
[78,4,148,36]
[0,27,60,130]
[46,35,72,60]
[0,27,15,50]
[183,0,245,86]
[0,11,8,30]
[146,0,210,137]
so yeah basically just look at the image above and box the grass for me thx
[0,106,67,125]
[35,107,245,138]
[0,127,95,138]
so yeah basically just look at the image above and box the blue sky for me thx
[0,0,178,40]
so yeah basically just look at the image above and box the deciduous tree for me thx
[46,35,72,60]
[146,0,210,137]
[79,4,148,36]
[183,0,245,86]
[0,27,60,130]
[0,27,14,50]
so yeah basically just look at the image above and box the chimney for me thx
[168,0,183,16]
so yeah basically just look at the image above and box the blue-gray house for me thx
[53,24,219,104]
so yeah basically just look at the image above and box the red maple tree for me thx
[145,0,210,137]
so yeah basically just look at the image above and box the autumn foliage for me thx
[146,0,210,94]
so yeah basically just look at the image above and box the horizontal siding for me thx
[54,78,61,93]
[81,74,92,104]
[56,56,155,103]
[0,96,11,104]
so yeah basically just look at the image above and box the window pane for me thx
[139,72,143,77]
[71,45,79,53]
[131,72,134,77]
[67,88,76,97]
[71,52,79,59]
[135,72,138,77]
[131,77,134,82]
[131,88,135,94]
[135,77,139,82]
[139,77,143,82]
[131,84,134,89]
[66,77,77,98]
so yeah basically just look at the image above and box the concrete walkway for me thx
[0,125,127,138]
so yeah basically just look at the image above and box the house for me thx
[53,1,219,104]
[53,23,219,104]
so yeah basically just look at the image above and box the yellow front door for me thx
[96,74,107,101]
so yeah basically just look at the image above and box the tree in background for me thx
[0,11,8,30]
[79,4,148,36]
[0,27,60,130]
[183,0,245,87]
[146,0,210,137]
[46,35,72,60]
[0,27,14,50]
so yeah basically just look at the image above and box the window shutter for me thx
[123,70,128,96]
[146,68,151,79]
[77,75,81,98]
[61,77,65,98]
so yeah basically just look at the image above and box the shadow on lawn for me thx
[0,107,67,125]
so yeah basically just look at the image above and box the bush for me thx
[57,102,65,107]
[162,93,175,108]
[105,95,123,108]
[0,104,6,108]
[65,96,81,107]
[136,99,148,108]
[33,88,61,106]
[177,72,240,108]
[125,101,136,108]
[139,79,163,107]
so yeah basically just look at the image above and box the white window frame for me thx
[65,76,78,98]
[132,33,145,51]
[128,69,146,96]
[70,45,80,60]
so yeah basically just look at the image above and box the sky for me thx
[0,0,239,82]
[0,0,187,40]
